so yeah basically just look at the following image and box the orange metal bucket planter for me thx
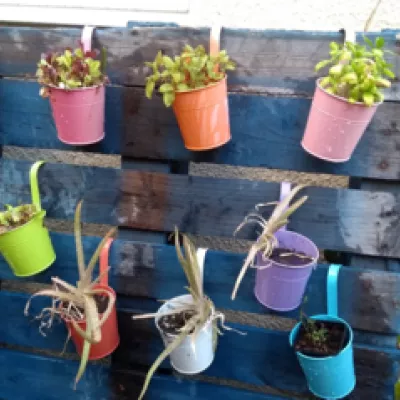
[172,77,231,151]
[65,239,119,360]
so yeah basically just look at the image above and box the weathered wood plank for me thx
[2,160,400,258]
[0,349,289,400]
[0,79,121,154]
[120,171,400,257]
[0,159,120,225]
[0,26,209,85]
[1,233,400,334]
[122,87,400,179]
[115,314,399,400]
[2,78,400,179]
[0,349,112,400]
[0,26,398,98]
[1,291,398,400]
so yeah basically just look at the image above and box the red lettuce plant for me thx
[37,47,108,97]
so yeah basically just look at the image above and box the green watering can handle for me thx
[30,161,45,211]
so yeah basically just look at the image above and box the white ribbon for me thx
[81,26,95,53]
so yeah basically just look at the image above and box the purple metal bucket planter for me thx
[254,230,319,311]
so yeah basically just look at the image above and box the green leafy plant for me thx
[145,44,236,107]
[37,46,108,97]
[132,228,239,400]
[24,201,115,387]
[301,317,328,348]
[0,204,39,234]
[231,185,309,300]
[315,36,395,106]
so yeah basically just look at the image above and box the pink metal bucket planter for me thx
[49,85,105,145]
[301,79,381,162]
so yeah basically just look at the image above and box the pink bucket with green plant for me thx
[37,46,108,145]
[301,36,395,162]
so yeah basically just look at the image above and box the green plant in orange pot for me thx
[145,44,236,151]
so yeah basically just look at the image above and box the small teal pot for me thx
[289,314,356,399]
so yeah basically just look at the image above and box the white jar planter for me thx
[155,294,215,374]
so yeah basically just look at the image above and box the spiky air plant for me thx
[231,185,308,300]
[0,204,39,234]
[132,227,239,400]
[24,201,116,386]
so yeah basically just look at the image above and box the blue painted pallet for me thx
[1,291,397,400]
[120,170,400,258]
[1,233,399,334]
[0,349,289,400]
[3,160,400,257]
[0,26,398,98]
[2,79,400,179]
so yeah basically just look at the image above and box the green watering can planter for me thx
[0,161,56,276]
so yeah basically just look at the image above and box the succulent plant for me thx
[315,37,395,106]
[231,185,309,300]
[0,204,39,234]
[37,46,108,97]
[24,201,116,386]
[145,44,236,107]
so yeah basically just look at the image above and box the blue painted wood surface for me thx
[0,159,120,225]
[2,159,399,256]
[122,87,400,179]
[2,79,400,179]
[1,232,399,334]
[120,170,400,258]
[0,26,398,98]
[0,349,289,400]
[1,290,398,400]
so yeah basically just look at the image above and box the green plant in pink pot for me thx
[37,46,108,145]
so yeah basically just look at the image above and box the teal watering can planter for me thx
[289,264,356,399]
[0,161,56,276]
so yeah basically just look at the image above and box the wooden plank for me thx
[120,170,400,258]
[0,349,288,400]
[0,79,121,154]
[1,292,398,400]
[0,26,209,86]
[122,87,400,180]
[0,26,398,98]
[349,180,400,271]
[115,314,399,400]
[1,233,400,334]
[0,349,111,400]
[0,159,120,225]
[2,78,400,179]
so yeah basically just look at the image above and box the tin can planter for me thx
[301,79,381,162]
[290,314,356,399]
[49,85,105,145]
[64,239,119,360]
[173,77,231,151]
[254,229,318,311]
[0,161,55,277]
[155,294,215,374]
